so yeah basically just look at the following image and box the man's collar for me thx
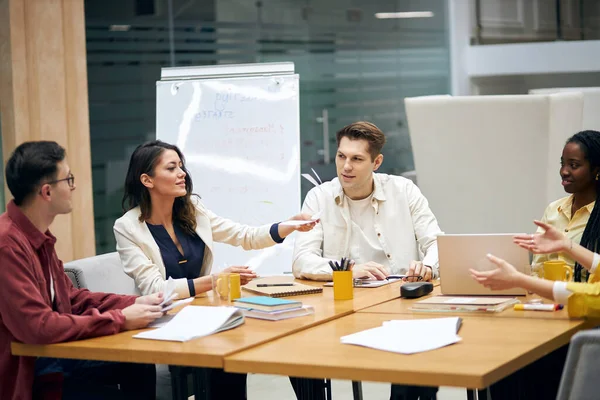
[334,173,386,204]
[7,200,55,249]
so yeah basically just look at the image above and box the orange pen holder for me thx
[333,271,354,300]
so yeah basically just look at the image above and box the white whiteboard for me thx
[156,69,300,276]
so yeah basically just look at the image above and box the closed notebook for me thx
[243,280,322,298]
[234,296,302,312]
[242,305,315,321]
[411,296,518,313]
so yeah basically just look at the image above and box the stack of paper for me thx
[134,306,244,342]
[411,296,518,313]
[341,317,462,354]
[233,296,314,321]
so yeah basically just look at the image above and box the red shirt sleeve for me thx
[61,270,137,315]
[0,244,129,345]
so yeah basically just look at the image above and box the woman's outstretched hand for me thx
[513,220,570,254]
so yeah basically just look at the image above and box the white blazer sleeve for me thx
[113,217,190,298]
[405,181,442,278]
[196,201,277,249]
[292,189,335,281]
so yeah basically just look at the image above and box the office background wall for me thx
[85,0,451,254]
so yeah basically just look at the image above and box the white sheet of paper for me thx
[148,313,177,328]
[161,297,194,312]
[280,211,321,227]
[301,173,320,188]
[149,297,195,328]
[279,220,314,227]
[340,317,462,354]
[159,277,177,307]
[353,278,403,287]
[134,306,244,342]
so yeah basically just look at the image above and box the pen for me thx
[256,283,295,287]
[514,304,563,312]
[386,275,405,281]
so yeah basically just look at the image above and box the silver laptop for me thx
[438,234,530,296]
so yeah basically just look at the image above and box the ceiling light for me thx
[375,11,434,19]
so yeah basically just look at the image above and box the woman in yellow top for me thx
[532,130,600,281]
[471,220,600,318]
[470,220,600,400]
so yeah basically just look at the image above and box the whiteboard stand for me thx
[156,62,300,276]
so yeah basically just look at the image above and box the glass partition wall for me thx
[85,0,450,254]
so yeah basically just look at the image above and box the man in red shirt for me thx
[0,141,166,399]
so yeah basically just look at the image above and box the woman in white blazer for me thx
[114,140,315,299]
[113,140,316,400]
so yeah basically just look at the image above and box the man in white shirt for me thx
[293,121,442,282]
[292,121,441,399]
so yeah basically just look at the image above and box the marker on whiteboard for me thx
[170,83,181,95]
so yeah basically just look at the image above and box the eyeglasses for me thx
[46,174,75,189]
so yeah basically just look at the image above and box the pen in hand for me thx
[256,283,295,287]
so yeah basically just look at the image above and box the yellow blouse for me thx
[567,271,600,318]
[531,195,594,278]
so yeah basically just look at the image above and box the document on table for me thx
[134,306,245,342]
[158,277,178,309]
[149,297,195,328]
[340,317,462,354]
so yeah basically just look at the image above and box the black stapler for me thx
[400,282,434,299]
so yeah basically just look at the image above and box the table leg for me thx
[290,377,327,400]
[467,388,489,400]
[352,381,363,400]
[168,365,189,400]
[325,378,332,400]
[193,367,211,400]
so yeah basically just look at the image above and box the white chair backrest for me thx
[530,87,600,131]
[64,252,139,295]
[405,93,583,234]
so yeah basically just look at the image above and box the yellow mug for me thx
[212,272,230,301]
[212,273,242,302]
[543,261,573,282]
[333,271,353,300]
[228,273,242,301]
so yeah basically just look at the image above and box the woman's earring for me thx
[596,173,599,181]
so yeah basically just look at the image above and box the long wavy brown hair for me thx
[122,140,198,235]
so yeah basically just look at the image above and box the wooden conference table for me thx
[12,278,403,399]
[226,287,596,399]
[12,280,597,400]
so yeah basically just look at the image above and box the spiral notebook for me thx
[243,277,323,298]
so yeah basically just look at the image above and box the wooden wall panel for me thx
[0,0,95,262]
